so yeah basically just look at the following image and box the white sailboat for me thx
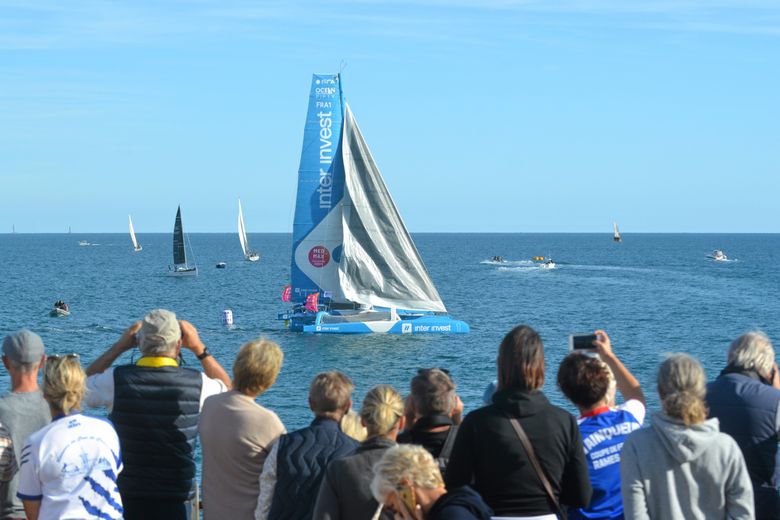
[237,199,260,262]
[613,222,622,243]
[128,215,142,252]
[168,206,197,276]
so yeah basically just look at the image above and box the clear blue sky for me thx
[1,1,778,233]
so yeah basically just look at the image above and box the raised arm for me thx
[593,330,645,405]
[179,320,232,390]
[86,321,142,376]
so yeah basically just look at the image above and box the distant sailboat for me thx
[613,222,622,243]
[128,215,142,252]
[168,206,197,276]
[237,199,260,262]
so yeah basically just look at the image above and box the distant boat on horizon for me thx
[613,222,622,242]
[128,215,142,252]
[168,206,197,276]
[237,199,260,262]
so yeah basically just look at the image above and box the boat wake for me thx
[480,259,534,266]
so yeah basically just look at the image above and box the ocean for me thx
[1,232,778,431]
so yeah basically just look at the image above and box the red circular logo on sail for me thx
[308,246,330,267]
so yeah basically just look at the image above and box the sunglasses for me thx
[46,353,80,362]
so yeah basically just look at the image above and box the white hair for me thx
[371,445,443,505]
[728,331,775,376]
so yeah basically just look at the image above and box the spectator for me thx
[314,384,405,520]
[0,330,50,520]
[0,424,16,511]
[199,339,285,520]
[85,309,231,520]
[17,354,123,520]
[707,331,780,519]
[446,324,592,518]
[256,371,358,520]
[371,444,492,520]
[340,409,368,442]
[621,353,754,519]
[398,369,462,473]
[557,330,645,520]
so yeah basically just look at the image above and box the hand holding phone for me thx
[395,485,421,519]
[569,333,598,351]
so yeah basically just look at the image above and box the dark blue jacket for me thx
[110,364,202,500]
[428,486,493,520]
[707,370,780,519]
[269,417,358,520]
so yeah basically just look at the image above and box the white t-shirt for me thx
[84,367,227,411]
[17,414,123,520]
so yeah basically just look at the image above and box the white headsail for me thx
[128,215,141,251]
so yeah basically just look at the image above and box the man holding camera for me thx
[85,309,231,520]
[706,331,780,520]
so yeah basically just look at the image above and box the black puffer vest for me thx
[268,417,358,520]
[110,364,202,500]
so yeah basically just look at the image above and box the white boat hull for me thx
[168,266,198,277]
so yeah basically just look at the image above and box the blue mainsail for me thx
[291,74,345,302]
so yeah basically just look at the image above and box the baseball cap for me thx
[2,329,45,364]
[138,309,181,349]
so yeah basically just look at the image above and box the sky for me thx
[1,0,778,233]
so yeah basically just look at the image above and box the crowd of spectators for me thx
[0,309,778,520]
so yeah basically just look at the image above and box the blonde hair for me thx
[309,371,353,419]
[43,356,85,415]
[728,331,775,376]
[371,445,444,504]
[658,353,708,426]
[340,409,368,442]
[360,385,403,438]
[232,339,283,395]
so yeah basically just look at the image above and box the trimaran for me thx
[278,74,469,334]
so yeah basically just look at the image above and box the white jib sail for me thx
[238,199,249,256]
[337,104,446,312]
[128,215,139,249]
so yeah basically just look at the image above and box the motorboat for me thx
[539,259,556,269]
[216,262,227,269]
[709,250,728,261]
[532,256,545,261]
[491,256,505,263]
[50,300,70,317]
[78,240,90,246]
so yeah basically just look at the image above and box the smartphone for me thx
[397,485,417,514]
[569,333,598,351]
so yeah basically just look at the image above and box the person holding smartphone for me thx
[557,330,645,520]
[371,444,492,520]
[706,331,780,520]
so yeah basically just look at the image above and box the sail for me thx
[128,215,139,249]
[173,206,187,265]
[290,74,346,302]
[238,199,249,256]
[337,104,446,312]
[613,222,621,240]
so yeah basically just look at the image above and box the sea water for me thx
[1,232,778,431]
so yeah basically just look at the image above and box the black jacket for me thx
[445,387,591,517]
[428,486,493,520]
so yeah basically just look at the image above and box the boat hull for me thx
[50,308,70,317]
[245,252,260,262]
[280,310,469,334]
[168,267,198,277]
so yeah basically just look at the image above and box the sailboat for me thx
[278,74,469,334]
[237,199,260,262]
[168,206,197,276]
[128,215,142,251]
[613,222,622,243]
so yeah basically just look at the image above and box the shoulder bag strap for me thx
[439,424,459,461]
[507,416,565,518]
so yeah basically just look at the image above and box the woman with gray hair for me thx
[17,354,123,520]
[621,353,754,519]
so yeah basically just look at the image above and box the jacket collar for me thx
[358,436,396,453]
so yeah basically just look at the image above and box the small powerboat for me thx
[539,259,556,269]
[491,256,505,263]
[78,240,90,246]
[216,262,227,269]
[709,250,728,261]
[532,256,545,261]
[50,300,70,317]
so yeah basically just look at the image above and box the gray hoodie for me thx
[620,412,754,520]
